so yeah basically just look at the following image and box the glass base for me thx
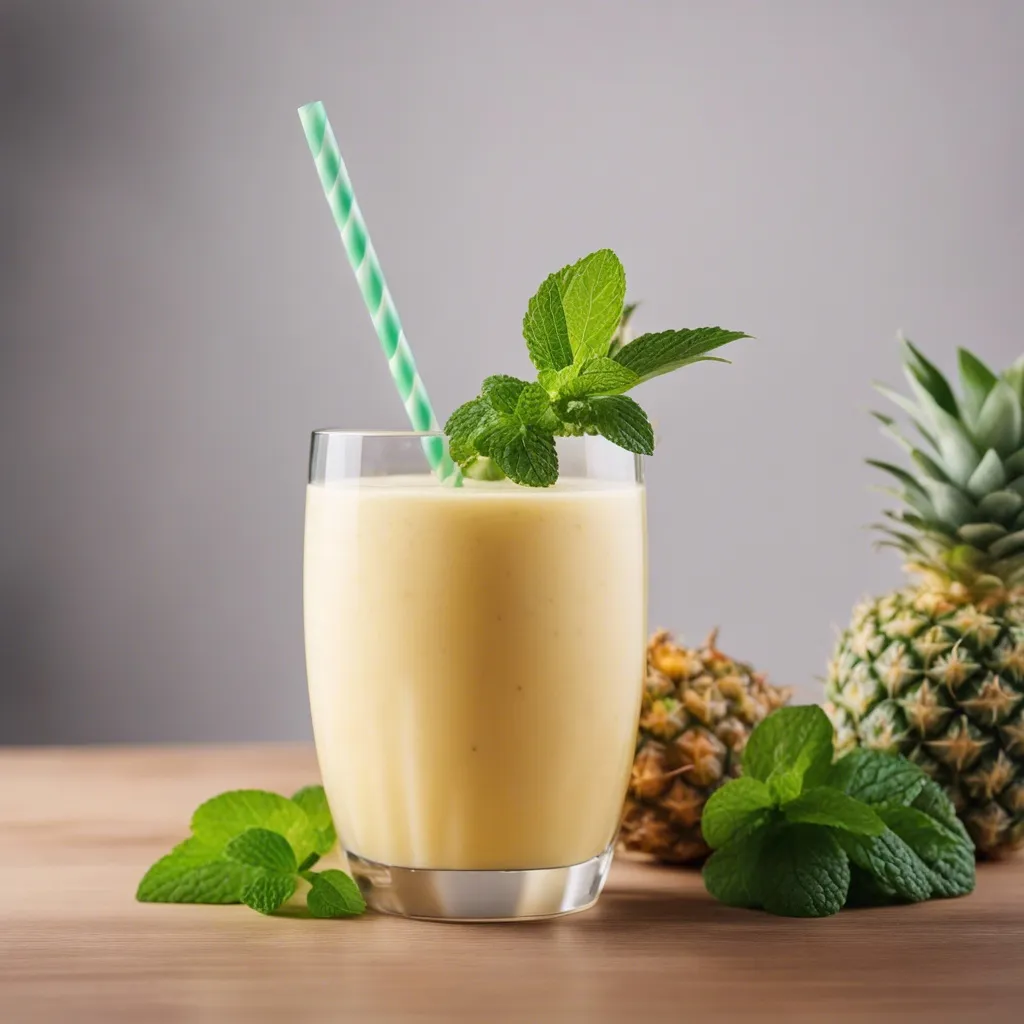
[346,845,615,921]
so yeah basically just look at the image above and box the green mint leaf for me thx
[701,777,775,849]
[825,748,929,808]
[538,366,579,393]
[445,397,499,442]
[882,793,975,897]
[766,765,804,804]
[306,869,367,918]
[559,357,639,398]
[559,249,626,360]
[613,327,749,384]
[556,398,593,431]
[488,424,559,487]
[241,873,296,916]
[587,395,654,455]
[472,416,517,459]
[833,763,973,899]
[454,250,751,486]
[448,435,478,465]
[515,382,553,425]
[759,824,850,917]
[136,837,259,904]
[702,820,774,909]
[523,271,573,372]
[834,828,933,903]
[911,777,973,838]
[782,787,886,836]
[741,706,834,791]
[224,828,298,874]
[445,398,501,467]
[481,375,530,414]
[190,790,318,865]
[291,785,337,854]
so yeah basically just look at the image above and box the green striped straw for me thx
[298,101,461,485]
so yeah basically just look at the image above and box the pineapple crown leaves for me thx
[444,249,750,486]
[870,336,1024,592]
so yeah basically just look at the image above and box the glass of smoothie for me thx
[304,429,646,920]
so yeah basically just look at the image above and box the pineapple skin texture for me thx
[619,630,791,864]
[825,587,1024,857]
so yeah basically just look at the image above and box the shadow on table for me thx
[596,887,747,927]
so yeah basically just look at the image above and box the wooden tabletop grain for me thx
[1,745,1022,1023]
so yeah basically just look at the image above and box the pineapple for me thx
[619,629,791,864]
[826,340,1024,856]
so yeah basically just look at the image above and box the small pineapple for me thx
[826,340,1024,856]
[619,629,791,864]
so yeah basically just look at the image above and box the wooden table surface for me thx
[1,746,1022,1023]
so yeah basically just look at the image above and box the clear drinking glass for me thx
[304,431,647,920]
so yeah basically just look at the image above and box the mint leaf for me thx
[445,397,499,439]
[291,785,337,854]
[882,798,974,897]
[481,375,530,414]
[827,759,973,897]
[447,249,751,486]
[742,706,834,791]
[445,398,501,467]
[782,788,885,836]
[448,435,477,464]
[515,382,554,425]
[826,748,929,808]
[703,820,773,909]
[191,790,318,864]
[587,395,654,455]
[224,828,298,874]
[560,357,639,398]
[766,765,805,803]
[911,777,972,838]
[489,425,559,487]
[613,327,749,384]
[306,869,367,918]
[559,249,626,360]
[538,366,579,393]
[136,786,368,920]
[701,777,774,849]
[473,418,519,459]
[523,271,573,372]
[759,824,850,917]
[835,828,933,903]
[241,873,296,916]
[136,837,258,904]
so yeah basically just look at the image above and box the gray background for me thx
[1,0,1021,743]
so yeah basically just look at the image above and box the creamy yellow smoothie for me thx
[304,474,646,870]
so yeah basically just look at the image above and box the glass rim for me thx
[311,429,443,438]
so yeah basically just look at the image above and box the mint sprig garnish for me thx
[136,785,366,919]
[445,248,749,486]
[701,706,975,917]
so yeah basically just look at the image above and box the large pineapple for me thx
[619,629,791,863]
[826,340,1024,856]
